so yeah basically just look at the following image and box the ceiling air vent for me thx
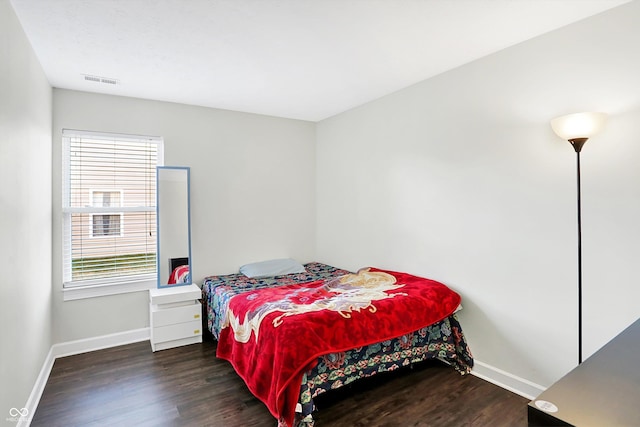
[83,74,119,85]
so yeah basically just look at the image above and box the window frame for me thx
[61,129,164,300]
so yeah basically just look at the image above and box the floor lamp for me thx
[550,112,607,365]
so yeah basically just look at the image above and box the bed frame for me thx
[169,256,189,272]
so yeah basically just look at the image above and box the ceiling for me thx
[10,0,630,122]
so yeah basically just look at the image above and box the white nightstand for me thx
[149,284,203,352]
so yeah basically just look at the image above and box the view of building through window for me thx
[90,190,123,237]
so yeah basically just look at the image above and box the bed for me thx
[202,262,473,427]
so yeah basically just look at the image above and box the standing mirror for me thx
[156,166,191,288]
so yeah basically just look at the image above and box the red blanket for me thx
[168,264,189,284]
[216,267,461,426]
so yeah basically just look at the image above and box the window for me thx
[90,190,123,237]
[62,130,163,290]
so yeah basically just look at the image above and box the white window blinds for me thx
[62,130,163,288]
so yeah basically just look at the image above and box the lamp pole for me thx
[570,137,587,364]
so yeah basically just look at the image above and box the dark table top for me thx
[528,317,640,426]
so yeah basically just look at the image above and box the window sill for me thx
[63,278,156,301]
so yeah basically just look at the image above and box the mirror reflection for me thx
[157,167,191,287]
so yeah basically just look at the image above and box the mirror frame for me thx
[156,166,192,288]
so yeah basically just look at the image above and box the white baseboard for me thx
[52,327,150,359]
[471,359,546,400]
[19,328,150,427]
[16,347,55,427]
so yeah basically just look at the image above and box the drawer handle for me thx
[194,314,200,319]
[194,329,200,335]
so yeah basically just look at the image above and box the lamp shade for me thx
[550,112,607,141]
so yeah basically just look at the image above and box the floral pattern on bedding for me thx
[294,314,473,427]
[202,262,351,339]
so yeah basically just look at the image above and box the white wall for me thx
[52,90,316,343]
[316,1,640,390]
[0,0,52,418]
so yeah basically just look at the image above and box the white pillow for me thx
[239,258,306,278]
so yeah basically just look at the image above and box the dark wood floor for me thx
[32,340,529,426]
